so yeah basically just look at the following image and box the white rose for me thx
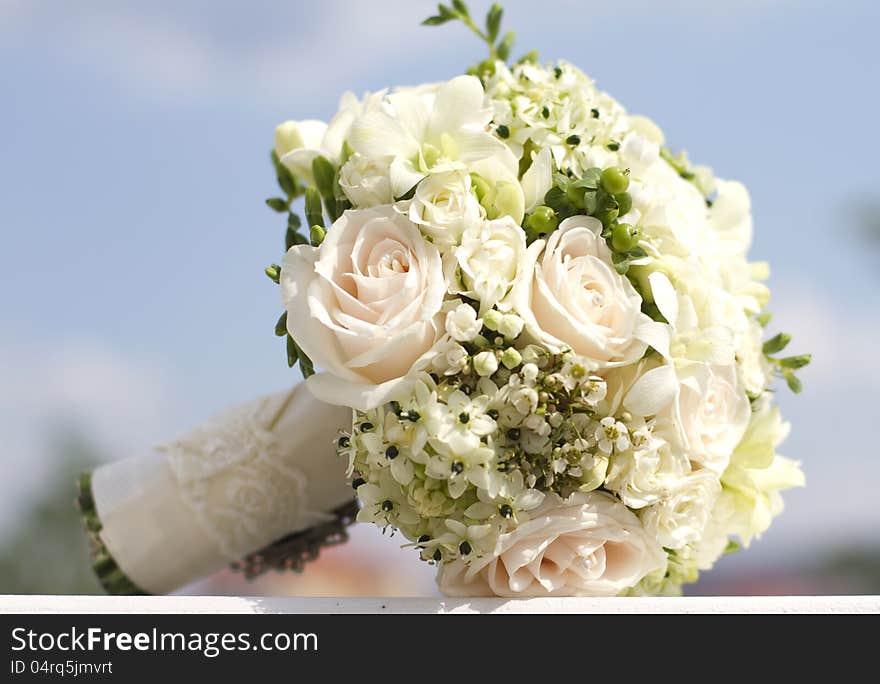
[338,153,393,207]
[437,491,666,597]
[511,216,662,366]
[406,170,484,249]
[451,216,528,314]
[666,363,750,474]
[281,206,445,410]
[640,470,721,550]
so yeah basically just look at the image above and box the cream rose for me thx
[281,206,445,410]
[510,216,662,366]
[406,170,483,249]
[450,216,528,314]
[437,491,666,597]
[666,363,750,474]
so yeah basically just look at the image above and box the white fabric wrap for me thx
[91,383,354,594]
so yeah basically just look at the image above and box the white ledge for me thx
[1,595,877,614]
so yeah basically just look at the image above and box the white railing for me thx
[1,595,877,614]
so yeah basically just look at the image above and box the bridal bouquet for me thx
[81,2,808,598]
[263,3,809,597]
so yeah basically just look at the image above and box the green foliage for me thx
[423,2,525,71]
[761,331,811,394]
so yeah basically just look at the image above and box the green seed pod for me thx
[601,166,630,194]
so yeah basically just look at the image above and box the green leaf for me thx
[582,188,598,215]
[724,540,741,555]
[486,3,503,42]
[394,182,420,202]
[611,252,633,275]
[312,156,337,201]
[763,332,792,355]
[276,163,299,197]
[274,311,288,337]
[305,187,324,229]
[543,186,575,218]
[755,312,772,327]
[496,30,515,61]
[265,197,288,213]
[783,370,803,393]
[286,334,299,368]
[287,212,302,230]
[422,15,453,25]
[451,0,469,16]
[778,354,811,369]
[290,336,315,378]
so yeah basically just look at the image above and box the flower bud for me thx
[482,180,525,223]
[498,314,524,339]
[473,350,499,377]
[501,347,523,370]
[482,309,503,331]
[274,121,305,158]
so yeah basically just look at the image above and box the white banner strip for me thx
[1,595,877,614]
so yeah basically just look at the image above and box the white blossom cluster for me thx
[272,44,807,596]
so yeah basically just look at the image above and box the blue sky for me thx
[1,0,879,578]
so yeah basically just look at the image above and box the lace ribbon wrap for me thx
[86,383,355,594]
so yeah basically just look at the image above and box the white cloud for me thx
[0,338,175,536]
[4,1,432,105]
[2,0,797,106]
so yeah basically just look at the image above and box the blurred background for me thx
[1,0,878,596]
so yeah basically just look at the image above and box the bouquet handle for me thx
[78,384,356,595]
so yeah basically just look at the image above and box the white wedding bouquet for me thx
[81,2,808,598]
[265,2,809,597]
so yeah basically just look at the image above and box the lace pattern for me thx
[159,394,324,561]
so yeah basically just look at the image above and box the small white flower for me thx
[595,416,630,454]
[445,303,482,342]
[497,313,524,339]
[521,362,539,384]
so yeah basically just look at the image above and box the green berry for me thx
[524,205,558,238]
[601,167,630,194]
[615,192,633,216]
[611,223,640,252]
